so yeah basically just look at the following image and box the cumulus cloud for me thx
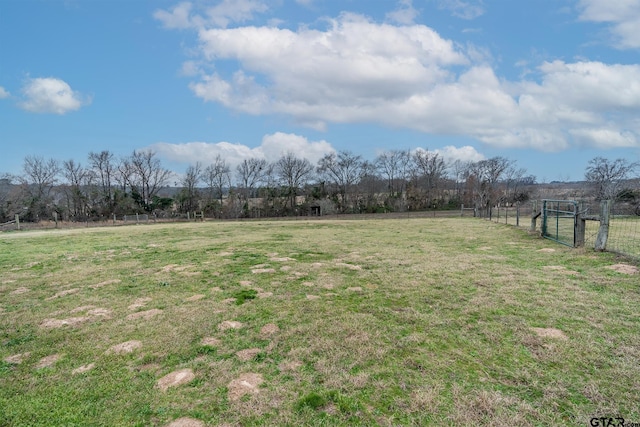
[157,4,640,152]
[19,77,89,114]
[578,0,640,49]
[0,86,9,99]
[148,132,335,169]
[432,145,486,164]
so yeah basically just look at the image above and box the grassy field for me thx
[1,218,639,426]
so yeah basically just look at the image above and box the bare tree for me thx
[412,149,446,208]
[179,162,203,213]
[236,158,267,207]
[585,157,638,200]
[20,155,60,220]
[128,150,172,211]
[61,159,91,220]
[465,156,514,216]
[204,155,231,214]
[317,151,363,212]
[88,150,116,215]
[376,149,411,197]
[276,152,314,210]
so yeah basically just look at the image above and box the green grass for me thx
[1,218,639,426]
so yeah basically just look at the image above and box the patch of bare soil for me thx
[35,354,62,369]
[531,327,568,340]
[280,266,292,272]
[128,297,152,311]
[45,288,80,300]
[4,352,30,364]
[70,305,95,313]
[239,280,253,286]
[211,287,222,292]
[157,368,195,392]
[607,264,639,274]
[89,279,121,289]
[347,287,363,292]
[201,337,221,346]
[165,418,205,427]
[311,263,324,268]
[257,291,273,299]
[537,248,556,253]
[252,268,276,274]
[185,294,205,302]
[335,263,362,271]
[278,360,302,372]
[219,320,244,331]
[301,281,314,287]
[222,298,237,304]
[227,373,264,401]
[72,363,95,374]
[479,246,493,251]
[107,340,142,355]
[10,287,30,295]
[218,251,233,256]
[306,294,320,300]
[270,257,295,262]
[236,348,262,361]
[126,309,163,321]
[40,317,90,328]
[260,324,279,336]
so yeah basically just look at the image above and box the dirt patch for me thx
[236,348,262,361]
[537,248,556,253]
[89,279,121,289]
[201,337,221,346]
[36,354,62,369]
[218,251,233,256]
[45,288,80,300]
[347,287,363,292]
[72,363,95,374]
[301,281,315,287]
[211,287,222,292]
[40,316,90,328]
[306,294,320,300]
[260,324,279,336]
[252,268,276,274]
[239,280,253,286]
[222,298,237,304]
[257,291,273,299]
[87,308,111,317]
[531,327,568,340]
[4,352,30,364]
[157,368,195,392]
[185,294,205,302]
[10,287,30,295]
[270,257,295,262]
[607,264,639,274]
[311,263,324,268]
[335,263,362,271]
[218,320,244,331]
[107,340,142,355]
[128,297,152,311]
[70,305,96,313]
[165,418,205,427]
[126,309,163,321]
[479,246,493,251]
[278,360,302,372]
[228,373,264,401]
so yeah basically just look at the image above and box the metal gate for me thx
[542,200,578,247]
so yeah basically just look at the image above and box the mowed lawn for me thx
[1,218,639,426]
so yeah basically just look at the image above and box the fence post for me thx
[574,201,586,247]
[136,213,139,225]
[541,200,547,236]
[461,204,464,217]
[113,213,116,225]
[15,214,20,230]
[595,200,612,251]
[516,204,520,227]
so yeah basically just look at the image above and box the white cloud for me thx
[154,0,268,29]
[578,0,640,49]
[433,145,486,164]
[437,0,485,20]
[19,77,89,114]
[148,132,335,169]
[386,0,419,25]
[158,4,640,152]
[0,86,9,99]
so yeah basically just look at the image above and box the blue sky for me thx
[1,0,640,182]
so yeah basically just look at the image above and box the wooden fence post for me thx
[530,200,539,232]
[461,204,464,217]
[574,201,586,247]
[595,200,612,251]
[15,214,20,230]
[516,204,520,227]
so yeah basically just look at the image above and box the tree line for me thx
[0,149,636,223]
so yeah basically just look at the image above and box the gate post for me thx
[541,200,547,237]
[530,200,539,232]
[574,201,586,247]
[595,200,612,251]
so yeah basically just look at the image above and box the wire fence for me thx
[588,201,640,260]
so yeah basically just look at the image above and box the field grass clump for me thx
[1,218,639,426]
